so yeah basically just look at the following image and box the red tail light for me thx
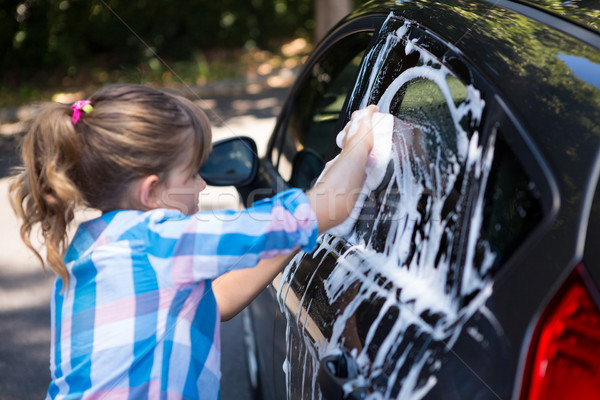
[522,264,600,400]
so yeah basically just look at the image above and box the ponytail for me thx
[9,103,85,288]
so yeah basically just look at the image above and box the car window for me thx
[354,44,542,296]
[480,130,543,270]
[354,72,469,245]
[273,31,373,185]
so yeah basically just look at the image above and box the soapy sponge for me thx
[325,111,395,237]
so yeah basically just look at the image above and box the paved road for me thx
[0,85,288,399]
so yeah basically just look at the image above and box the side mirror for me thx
[289,149,325,190]
[200,136,259,187]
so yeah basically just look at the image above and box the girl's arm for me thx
[214,253,295,321]
[214,105,377,321]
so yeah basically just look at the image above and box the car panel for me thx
[244,1,600,399]
[583,156,600,287]
[275,12,548,398]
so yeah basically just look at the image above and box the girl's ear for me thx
[138,174,162,210]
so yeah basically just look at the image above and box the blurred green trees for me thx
[1,0,320,86]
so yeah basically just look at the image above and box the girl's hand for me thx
[339,104,378,154]
[307,105,380,233]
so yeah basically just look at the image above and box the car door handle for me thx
[317,351,368,400]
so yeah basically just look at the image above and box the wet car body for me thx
[237,1,600,399]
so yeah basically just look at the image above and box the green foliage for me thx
[0,0,316,87]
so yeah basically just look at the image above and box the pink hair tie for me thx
[71,100,93,125]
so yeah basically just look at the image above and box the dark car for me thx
[203,0,600,398]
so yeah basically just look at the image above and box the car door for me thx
[245,17,378,400]
[266,13,549,400]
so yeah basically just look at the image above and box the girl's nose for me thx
[197,175,207,192]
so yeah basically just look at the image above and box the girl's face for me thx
[158,161,207,215]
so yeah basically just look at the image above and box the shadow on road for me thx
[0,265,53,400]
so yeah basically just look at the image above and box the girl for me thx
[9,84,376,399]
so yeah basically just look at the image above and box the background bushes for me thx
[0,0,318,86]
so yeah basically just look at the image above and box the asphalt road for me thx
[0,84,289,399]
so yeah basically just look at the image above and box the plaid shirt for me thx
[46,188,318,400]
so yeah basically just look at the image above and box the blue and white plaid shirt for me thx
[46,188,318,400]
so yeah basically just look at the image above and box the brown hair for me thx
[9,84,212,287]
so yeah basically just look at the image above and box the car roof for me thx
[348,0,600,50]
[518,0,600,35]
[350,1,600,34]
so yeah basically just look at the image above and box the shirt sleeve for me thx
[144,188,318,285]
